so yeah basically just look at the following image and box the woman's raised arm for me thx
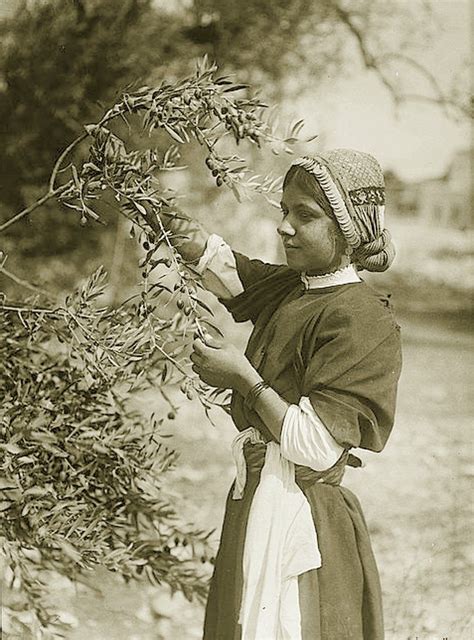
[158,207,210,264]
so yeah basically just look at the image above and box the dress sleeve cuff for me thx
[280,397,345,471]
[193,234,244,299]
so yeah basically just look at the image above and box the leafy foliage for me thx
[0,58,306,638]
[1,270,212,636]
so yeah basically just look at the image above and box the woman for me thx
[163,149,402,639]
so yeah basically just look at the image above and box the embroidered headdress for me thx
[291,149,395,272]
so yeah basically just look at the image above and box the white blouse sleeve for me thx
[193,234,244,300]
[280,397,345,471]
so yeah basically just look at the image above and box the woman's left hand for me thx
[191,334,257,392]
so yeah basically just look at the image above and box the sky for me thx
[295,1,471,182]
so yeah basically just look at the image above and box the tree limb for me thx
[330,0,470,119]
[379,52,471,118]
[330,1,401,101]
[0,184,70,234]
[0,266,55,301]
[49,132,89,191]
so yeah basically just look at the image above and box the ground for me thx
[44,307,472,640]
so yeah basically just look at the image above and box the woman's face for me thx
[278,179,346,275]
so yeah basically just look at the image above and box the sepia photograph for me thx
[0,1,472,639]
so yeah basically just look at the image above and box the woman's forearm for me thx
[234,371,344,470]
[252,387,290,442]
[234,369,290,442]
[159,208,210,263]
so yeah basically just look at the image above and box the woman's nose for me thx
[277,216,296,237]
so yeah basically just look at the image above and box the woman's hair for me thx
[283,165,335,221]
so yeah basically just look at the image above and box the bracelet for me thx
[244,381,270,412]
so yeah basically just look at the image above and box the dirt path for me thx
[351,316,473,639]
[55,315,472,640]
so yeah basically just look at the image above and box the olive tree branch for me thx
[49,132,90,191]
[0,303,124,326]
[0,266,56,301]
[0,184,70,234]
[0,130,93,235]
[2,121,111,237]
[132,186,207,340]
[48,109,116,193]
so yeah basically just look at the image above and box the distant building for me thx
[386,149,473,229]
[416,149,472,228]
[385,170,418,218]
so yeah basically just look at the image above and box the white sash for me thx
[232,429,321,639]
